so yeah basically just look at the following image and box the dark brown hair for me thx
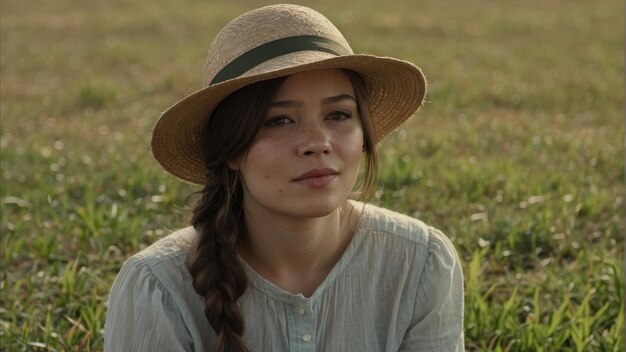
[186,70,378,352]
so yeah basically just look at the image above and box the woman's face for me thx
[232,69,364,220]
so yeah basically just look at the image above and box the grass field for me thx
[1,0,623,350]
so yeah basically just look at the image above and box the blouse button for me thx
[297,307,306,316]
[302,334,312,342]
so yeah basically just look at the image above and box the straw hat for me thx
[152,4,426,185]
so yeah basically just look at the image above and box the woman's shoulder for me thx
[108,227,201,307]
[359,203,429,243]
[114,226,198,289]
[131,226,197,264]
[105,227,209,350]
[357,202,458,256]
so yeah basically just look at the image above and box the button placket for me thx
[290,300,315,350]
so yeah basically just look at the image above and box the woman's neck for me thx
[239,201,360,296]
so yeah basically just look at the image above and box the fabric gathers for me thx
[104,202,465,351]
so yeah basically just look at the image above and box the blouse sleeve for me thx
[104,257,193,352]
[399,228,465,351]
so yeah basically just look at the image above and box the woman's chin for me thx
[279,197,346,219]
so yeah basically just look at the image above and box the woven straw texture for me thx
[152,4,426,184]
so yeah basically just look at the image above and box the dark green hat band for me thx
[210,35,351,85]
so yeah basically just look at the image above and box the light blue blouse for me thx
[104,203,465,351]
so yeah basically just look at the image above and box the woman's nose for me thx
[297,125,332,156]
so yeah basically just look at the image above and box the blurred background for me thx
[1,0,623,350]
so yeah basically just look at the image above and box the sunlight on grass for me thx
[1,0,623,350]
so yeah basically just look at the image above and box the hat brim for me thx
[151,53,426,185]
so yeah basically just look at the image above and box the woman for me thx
[105,4,464,351]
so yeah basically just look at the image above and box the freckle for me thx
[264,174,269,179]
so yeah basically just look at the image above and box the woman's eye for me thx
[264,116,293,127]
[327,110,352,121]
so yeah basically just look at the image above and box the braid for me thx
[181,70,373,351]
[183,75,287,352]
[187,166,250,352]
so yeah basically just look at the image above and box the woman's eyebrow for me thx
[269,94,356,108]
[268,99,301,108]
[321,93,356,105]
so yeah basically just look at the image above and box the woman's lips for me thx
[293,168,338,188]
